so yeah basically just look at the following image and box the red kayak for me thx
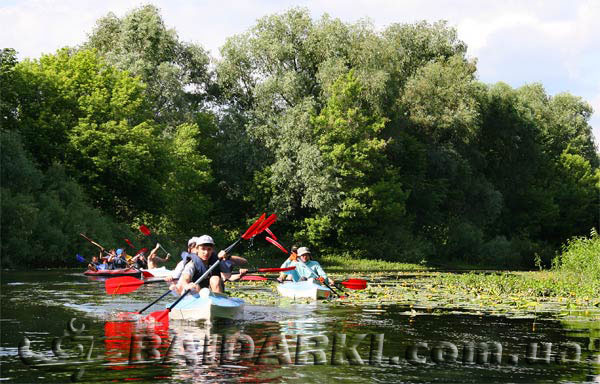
[83,268,142,278]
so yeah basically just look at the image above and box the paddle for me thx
[124,238,136,249]
[135,213,272,315]
[261,234,346,298]
[79,233,110,256]
[340,279,368,290]
[147,260,222,323]
[105,276,168,294]
[263,230,368,291]
[230,266,295,279]
[241,275,278,281]
[139,225,171,257]
[106,266,296,294]
[242,274,368,289]
[296,258,346,299]
[265,236,288,254]
[222,213,278,254]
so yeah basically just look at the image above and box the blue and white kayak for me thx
[167,288,244,322]
[277,279,332,300]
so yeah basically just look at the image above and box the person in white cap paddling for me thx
[170,235,248,295]
[295,247,334,286]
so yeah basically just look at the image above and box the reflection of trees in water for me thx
[560,313,600,381]
[99,308,600,383]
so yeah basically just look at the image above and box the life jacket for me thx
[113,256,127,269]
[190,251,221,283]
[288,252,298,262]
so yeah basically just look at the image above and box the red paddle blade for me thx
[241,275,268,281]
[265,227,277,240]
[241,213,266,240]
[139,225,151,236]
[256,267,295,273]
[105,276,144,294]
[147,309,170,324]
[265,237,288,254]
[253,214,277,236]
[124,238,135,249]
[136,247,148,256]
[341,280,367,290]
[141,271,154,278]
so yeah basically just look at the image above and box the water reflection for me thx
[1,270,599,383]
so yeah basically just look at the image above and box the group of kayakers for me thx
[164,235,333,297]
[87,232,333,296]
[87,243,170,271]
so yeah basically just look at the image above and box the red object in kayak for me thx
[83,269,142,278]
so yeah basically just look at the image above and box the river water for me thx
[1,270,598,383]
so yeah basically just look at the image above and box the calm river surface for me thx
[1,270,598,383]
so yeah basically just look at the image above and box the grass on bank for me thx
[238,248,428,272]
[431,229,600,299]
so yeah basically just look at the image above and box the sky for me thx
[1,0,599,142]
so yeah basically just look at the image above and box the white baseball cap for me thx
[196,235,215,246]
[297,247,311,256]
[188,237,196,246]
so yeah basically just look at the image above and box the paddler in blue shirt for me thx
[295,247,334,286]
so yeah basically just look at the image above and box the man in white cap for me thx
[171,235,248,294]
[295,247,334,286]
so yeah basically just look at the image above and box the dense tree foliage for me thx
[1,8,598,268]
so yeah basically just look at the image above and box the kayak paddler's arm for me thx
[314,262,328,280]
[222,269,247,282]
[230,255,247,266]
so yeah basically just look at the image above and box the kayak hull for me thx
[142,266,172,278]
[168,289,244,322]
[277,280,331,300]
[83,268,142,278]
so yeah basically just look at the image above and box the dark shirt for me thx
[187,252,225,288]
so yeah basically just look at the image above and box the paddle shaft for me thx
[297,259,343,298]
[224,238,242,254]
[166,260,221,311]
[144,231,170,256]
[136,214,263,314]
[137,290,173,314]
[80,233,112,257]
[229,266,295,277]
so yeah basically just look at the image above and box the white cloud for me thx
[1,0,598,141]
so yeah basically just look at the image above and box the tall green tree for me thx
[11,49,171,218]
[85,4,214,127]
[1,130,130,267]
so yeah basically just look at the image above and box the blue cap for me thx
[116,248,123,256]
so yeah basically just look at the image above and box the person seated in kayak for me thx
[111,248,128,269]
[87,254,101,271]
[104,249,117,269]
[166,237,197,282]
[295,247,334,285]
[147,243,170,269]
[130,250,148,269]
[277,245,300,282]
[171,235,247,295]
